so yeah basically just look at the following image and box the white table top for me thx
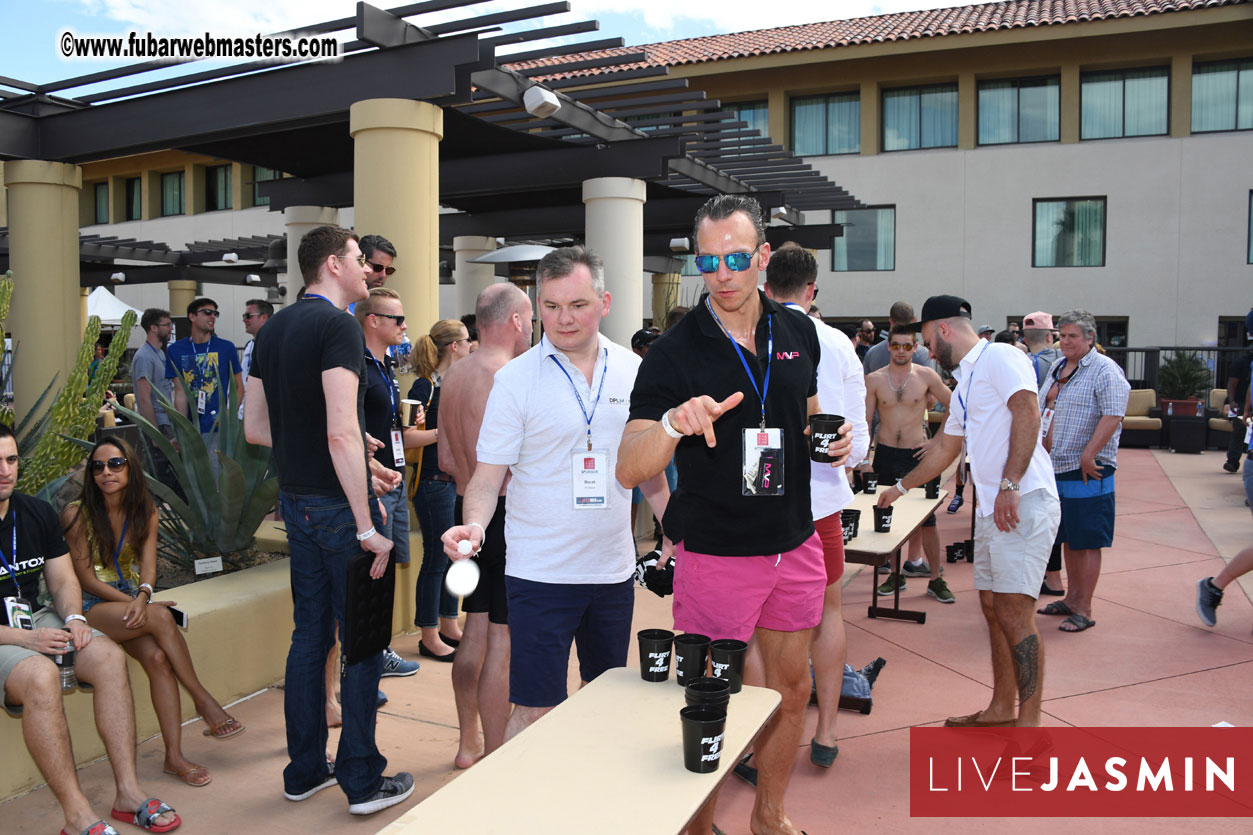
[843,490,947,561]
[377,666,781,835]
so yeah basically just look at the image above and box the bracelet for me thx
[355,526,377,542]
[895,480,909,496]
[660,409,683,440]
[64,614,87,625]
[466,522,485,538]
[138,583,154,598]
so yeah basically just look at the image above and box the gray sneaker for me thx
[1196,577,1223,627]
[348,772,415,816]
[284,763,337,802]
[902,559,931,577]
[381,647,420,677]
[927,577,956,604]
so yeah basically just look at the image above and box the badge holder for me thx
[742,428,784,497]
[571,448,611,509]
[4,596,34,630]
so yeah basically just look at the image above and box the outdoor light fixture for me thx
[669,237,690,253]
[222,252,239,263]
[245,274,261,285]
[523,85,561,118]
[769,207,789,221]
[110,272,126,283]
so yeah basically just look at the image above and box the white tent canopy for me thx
[86,286,143,326]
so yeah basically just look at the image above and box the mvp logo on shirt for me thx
[776,351,800,360]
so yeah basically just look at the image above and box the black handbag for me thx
[342,549,396,667]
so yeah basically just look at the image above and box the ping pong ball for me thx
[458,539,473,556]
[446,558,480,596]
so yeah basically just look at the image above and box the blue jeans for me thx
[412,478,459,628]
[378,475,411,565]
[280,491,386,803]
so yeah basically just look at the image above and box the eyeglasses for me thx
[693,245,761,274]
[367,261,396,276]
[196,309,220,317]
[372,313,405,326]
[242,312,262,320]
[336,254,368,268]
[889,343,915,351]
[90,457,128,473]
[809,283,820,299]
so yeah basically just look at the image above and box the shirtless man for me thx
[865,324,955,602]
[437,283,533,768]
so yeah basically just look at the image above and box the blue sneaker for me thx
[381,647,419,677]
[377,690,388,708]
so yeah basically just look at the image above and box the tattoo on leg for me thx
[1012,634,1040,705]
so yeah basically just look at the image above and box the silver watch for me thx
[999,478,1020,492]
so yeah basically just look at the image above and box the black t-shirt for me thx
[249,296,368,495]
[364,352,403,474]
[0,493,70,625]
[407,377,445,480]
[629,292,820,556]
[1230,351,1253,407]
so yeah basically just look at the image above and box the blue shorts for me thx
[1054,465,1116,550]
[504,576,634,708]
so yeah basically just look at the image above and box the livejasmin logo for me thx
[909,727,1253,818]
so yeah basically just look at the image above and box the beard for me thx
[933,334,957,371]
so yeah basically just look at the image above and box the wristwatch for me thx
[998,478,1020,492]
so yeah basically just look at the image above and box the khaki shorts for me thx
[1,608,104,715]
[972,488,1060,597]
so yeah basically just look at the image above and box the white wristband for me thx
[466,522,485,536]
[64,614,87,625]
[660,409,683,440]
[356,526,377,542]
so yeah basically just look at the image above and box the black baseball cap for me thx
[909,295,972,331]
[631,328,660,350]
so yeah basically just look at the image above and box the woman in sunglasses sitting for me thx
[61,437,243,788]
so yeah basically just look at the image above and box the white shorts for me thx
[973,488,1060,597]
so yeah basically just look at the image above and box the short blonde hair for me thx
[354,287,402,325]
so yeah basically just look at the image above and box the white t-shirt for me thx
[943,339,1056,516]
[783,303,869,519]
[477,333,639,584]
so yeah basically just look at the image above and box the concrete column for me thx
[167,280,197,321]
[957,71,976,150]
[583,177,646,347]
[1170,52,1193,138]
[651,272,681,328]
[283,206,340,301]
[452,236,498,319]
[80,287,90,334]
[4,160,82,415]
[350,99,443,336]
[1059,63,1081,144]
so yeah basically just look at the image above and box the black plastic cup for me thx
[808,414,845,463]
[681,705,727,774]
[863,474,879,494]
[946,544,959,564]
[708,639,747,694]
[637,628,675,682]
[842,508,861,540]
[673,633,711,686]
[873,505,893,533]
[925,478,940,500]
[851,470,864,494]
[684,676,732,709]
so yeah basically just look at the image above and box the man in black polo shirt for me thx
[245,225,412,816]
[618,194,850,835]
[0,425,181,835]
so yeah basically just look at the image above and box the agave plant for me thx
[115,373,278,571]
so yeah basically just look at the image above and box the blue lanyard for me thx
[367,353,400,426]
[303,293,335,306]
[705,297,772,429]
[955,342,990,417]
[548,344,608,451]
[0,509,17,584]
[190,338,212,388]
[110,519,130,592]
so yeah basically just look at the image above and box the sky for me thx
[1,0,963,93]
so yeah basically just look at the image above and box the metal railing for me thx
[1103,346,1250,392]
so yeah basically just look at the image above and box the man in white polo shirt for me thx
[441,246,670,740]
[877,295,1059,727]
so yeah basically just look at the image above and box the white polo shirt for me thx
[943,339,1056,516]
[477,333,639,584]
[783,303,869,519]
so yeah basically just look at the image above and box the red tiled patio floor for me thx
[4,449,1251,833]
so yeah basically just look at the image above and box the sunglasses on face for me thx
[336,254,368,268]
[367,261,396,276]
[196,309,220,317]
[372,313,405,326]
[890,343,915,351]
[693,245,761,274]
[90,457,128,473]
[242,313,262,320]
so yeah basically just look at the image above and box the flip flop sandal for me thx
[61,822,120,835]
[1059,613,1096,632]
[203,717,245,740]
[110,798,180,833]
[810,739,839,768]
[163,763,211,787]
[1036,600,1072,617]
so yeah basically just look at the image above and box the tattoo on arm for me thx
[1012,634,1040,705]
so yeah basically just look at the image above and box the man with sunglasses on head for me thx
[167,297,242,477]
[619,195,851,835]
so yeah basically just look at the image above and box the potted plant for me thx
[1157,350,1211,416]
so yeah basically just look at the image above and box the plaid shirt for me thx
[1038,348,1131,472]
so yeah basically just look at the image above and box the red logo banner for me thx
[910,728,1253,817]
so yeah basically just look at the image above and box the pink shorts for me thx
[673,531,826,643]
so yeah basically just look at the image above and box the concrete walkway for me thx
[4,449,1251,834]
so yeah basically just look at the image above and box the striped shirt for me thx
[1038,348,1130,473]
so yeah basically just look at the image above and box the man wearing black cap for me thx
[877,295,1059,727]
